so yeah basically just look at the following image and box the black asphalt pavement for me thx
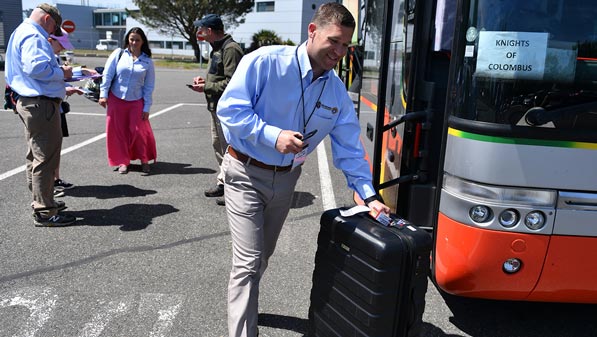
[1,57,597,337]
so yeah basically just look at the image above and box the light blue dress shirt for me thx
[217,42,376,200]
[100,48,155,113]
[5,19,66,99]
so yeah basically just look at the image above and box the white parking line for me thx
[317,142,336,210]
[0,103,185,182]
[2,102,339,210]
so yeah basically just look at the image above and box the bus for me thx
[354,0,597,303]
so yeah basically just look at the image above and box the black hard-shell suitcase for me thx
[308,208,432,337]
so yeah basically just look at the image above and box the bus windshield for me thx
[450,0,597,133]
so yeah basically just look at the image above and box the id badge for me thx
[291,129,317,171]
[291,146,308,170]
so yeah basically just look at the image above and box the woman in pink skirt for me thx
[98,27,156,175]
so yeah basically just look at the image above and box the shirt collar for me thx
[27,18,50,39]
[297,42,331,83]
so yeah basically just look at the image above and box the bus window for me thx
[450,0,597,132]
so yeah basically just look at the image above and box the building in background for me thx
[56,4,102,50]
[4,0,351,57]
[1,0,23,51]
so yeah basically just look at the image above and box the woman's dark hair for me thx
[123,27,152,57]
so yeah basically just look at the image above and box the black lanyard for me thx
[295,47,327,133]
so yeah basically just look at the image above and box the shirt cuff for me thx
[262,125,283,148]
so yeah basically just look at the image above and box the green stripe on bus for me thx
[448,128,597,149]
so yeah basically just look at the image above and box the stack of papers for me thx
[66,66,102,82]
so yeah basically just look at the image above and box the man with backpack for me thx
[189,14,243,206]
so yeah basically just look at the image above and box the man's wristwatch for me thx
[363,194,380,205]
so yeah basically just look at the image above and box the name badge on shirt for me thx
[292,129,317,170]
[291,145,309,171]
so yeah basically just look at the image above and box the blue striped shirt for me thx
[5,19,66,99]
[100,48,155,113]
[217,42,376,200]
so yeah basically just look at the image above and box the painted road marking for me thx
[0,287,185,337]
[0,287,57,337]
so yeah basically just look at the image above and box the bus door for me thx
[358,0,418,215]
[358,0,454,229]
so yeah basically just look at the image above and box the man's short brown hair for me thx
[311,2,355,29]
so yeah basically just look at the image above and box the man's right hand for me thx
[61,65,73,79]
[275,130,305,154]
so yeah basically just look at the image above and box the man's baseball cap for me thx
[194,14,224,31]
[37,3,63,36]
[50,29,74,50]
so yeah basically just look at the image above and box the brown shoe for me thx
[118,164,128,174]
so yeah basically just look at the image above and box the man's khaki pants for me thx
[17,97,63,216]
[223,153,301,337]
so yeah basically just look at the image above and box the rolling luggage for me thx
[308,208,432,337]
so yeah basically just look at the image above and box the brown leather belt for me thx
[22,96,62,104]
[228,146,292,172]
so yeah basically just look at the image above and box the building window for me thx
[94,11,127,26]
[256,1,275,12]
[149,41,164,49]
[166,41,184,49]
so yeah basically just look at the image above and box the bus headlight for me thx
[469,205,492,223]
[499,209,519,228]
[524,211,546,230]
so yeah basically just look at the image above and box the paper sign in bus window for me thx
[476,31,548,80]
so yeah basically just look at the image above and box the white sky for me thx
[22,0,136,10]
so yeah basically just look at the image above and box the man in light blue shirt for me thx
[6,3,75,227]
[217,3,390,336]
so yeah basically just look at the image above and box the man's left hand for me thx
[367,199,390,215]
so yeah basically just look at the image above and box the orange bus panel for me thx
[434,213,549,300]
[527,235,597,303]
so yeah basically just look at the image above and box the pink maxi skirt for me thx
[106,93,157,167]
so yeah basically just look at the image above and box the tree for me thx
[129,0,254,62]
[246,30,295,53]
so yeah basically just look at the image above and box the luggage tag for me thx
[339,205,416,231]
[291,129,317,171]
[369,208,415,230]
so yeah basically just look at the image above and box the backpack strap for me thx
[110,48,125,90]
